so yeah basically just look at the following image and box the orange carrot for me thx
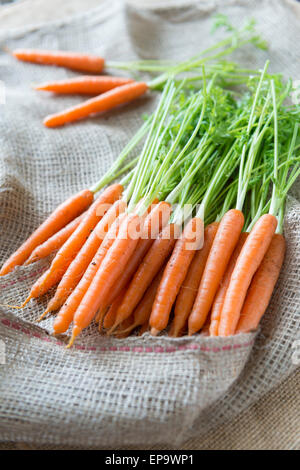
[236,233,285,334]
[103,288,127,330]
[101,201,171,308]
[122,267,165,335]
[110,223,181,333]
[169,222,219,338]
[68,213,142,345]
[188,209,245,336]
[25,213,84,265]
[52,213,125,334]
[13,49,105,73]
[43,82,149,128]
[41,198,126,318]
[38,183,123,293]
[0,189,93,276]
[218,214,278,337]
[209,232,248,336]
[150,217,204,335]
[17,267,64,310]
[35,76,133,95]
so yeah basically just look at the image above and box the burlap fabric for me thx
[0,0,299,447]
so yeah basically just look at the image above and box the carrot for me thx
[114,315,134,339]
[218,214,278,336]
[43,82,148,128]
[150,217,204,335]
[138,321,149,336]
[13,49,105,73]
[109,223,181,333]
[0,189,93,276]
[25,213,84,265]
[38,183,123,294]
[209,232,248,336]
[35,76,134,95]
[169,222,219,338]
[236,233,285,334]
[122,267,165,336]
[102,288,127,330]
[201,311,212,336]
[68,213,142,346]
[40,198,126,319]
[52,213,125,334]
[101,201,171,309]
[188,209,245,335]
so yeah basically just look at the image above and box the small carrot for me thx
[188,209,245,336]
[16,267,64,309]
[38,183,123,294]
[13,49,105,73]
[109,223,181,333]
[40,198,126,319]
[102,288,127,330]
[52,213,125,334]
[25,213,84,265]
[35,76,133,95]
[218,214,278,336]
[150,217,204,336]
[122,267,165,336]
[0,189,93,276]
[236,233,285,334]
[169,222,219,338]
[68,213,142,346]
[43,82,148,128]
[101,201,171,308]
[209,232,248,336]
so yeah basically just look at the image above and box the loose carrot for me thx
[25,213,84,265]
[101,201,171,309]
[40,198,126,319]
[0,189,93,276]
[109,223,180,333]
[209,232,248,336]
[236,233,285,334]
[52,213,125,334]
[169,222,219,338]
[13,49,105,73]
[102,288,127,330]
[122,267,165,336]
[188,209,245,335]
[38,183,123,294]
[35,76,133,95]
[218,214,278,336]
[150,217,204,335]
[43,82,148,128]
[68,213,142,346]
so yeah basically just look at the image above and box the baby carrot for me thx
[236,233,285,334]
[102,288,128,330]
[52,214,125,334]
[38,183,123,293]
[25,213,84,265]
[43,82,148,128]
[218,214,278,336]
[13,49,105,73]
[68,213,142,346]
[40,198,126,318]
[209,232,248,336]
[109,223,181,333]
[169,222,219,338]
[0,189,93,276]
[35,76,133,95]
[150,217,204,335]
[188,209,245,336]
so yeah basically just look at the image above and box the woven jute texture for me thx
[0,0,299,448]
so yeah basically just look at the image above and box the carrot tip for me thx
[36,308,52,323]
[1,293,34,310]
[106,323,119,336]
[150,327,160,336]
[66,325,81,349]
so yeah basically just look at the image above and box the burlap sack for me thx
[0,0,299,447]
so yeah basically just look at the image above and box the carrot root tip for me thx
[150,327,160,336]
[36,308,52,323]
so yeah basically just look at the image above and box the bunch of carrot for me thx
[1,62,299,346]
[10,15,267,127]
